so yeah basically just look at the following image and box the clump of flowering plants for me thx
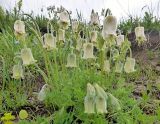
[1,4,156,124]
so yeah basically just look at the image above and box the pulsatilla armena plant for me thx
[1,6,149,123]
[58,10,70,29]
[115,61,123,73]
[72,20,79,32]
[14,20,26,41]
[94,84,108,113]
[84,83,121,114]
[14,20,25,35]
[38,84,50,101]
[84,83,96,114]
[66,51,77,68]
[76,36,84,51]
[21,47,37,66]
[102,15,117,41]
[82,43,95,59]
[42,33,57,50]
[116,34,124,46]
[90,10,100,26]
[135,26,147,45]
[90,31,97,44]
[124,57,136,73]
[12,63,24,79]
[58,28,65,42]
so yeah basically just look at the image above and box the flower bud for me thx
[82,43,95,59]
[66,53,77,68]
[43,33,57,50]
[103,60,110,72]
[21,48,37,66]
[72,20,79,32]
[116,35,124,46]
[38,84,49,101]
[102,15,117,40]
[124,57,136,73]
[12,64,24,79]
[90,11,100,26]
[90,31,97,43]
[58,29,65,41]
[84,83,96,113]
[135,26,146,45]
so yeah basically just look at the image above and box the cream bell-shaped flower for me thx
[58,10,70,29]
[90,31,97,43]
[116,35,124,46]
[115,62,123,73]
[107,93,121,111]
[103,60,110,72]
[94,84,108,113]
[12,64,24,79]
[43,33,57,50]
[38,84,49,101]
[76,37,83,51]
[124,57,136,73]
[72,20,79,32]
[135,26,146,44]
[58,29,65,41]
[14,20,25,35]
[90,11,100,26]
[82,43,95,59]
[21,47,37,66]
[66,53,77,68]
[84,83,96,114]
[102,15,117,40]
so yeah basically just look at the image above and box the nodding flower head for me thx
[90,31,97,43]
[107,93,121,111]
[124,57,136,73]
[72,20,79,32]
[90,10,100,26]
[21,47,37,66]
[116,35,124,46]
[82,43,95,59]
[103,60,110,73]
[59,10,70,29]
[38,84,49,101]
[12,64,24,79]
[84,83,96,114]
[58,29,65,41]
[14,20,25,36]
[43,33,57,50]
[102,15,117,40]
[115,62,123,73]
[66,53,77,68]
[135,26,146,45]
[76,37,83,51]
[94,84,108,113]
[86,83,96,97]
